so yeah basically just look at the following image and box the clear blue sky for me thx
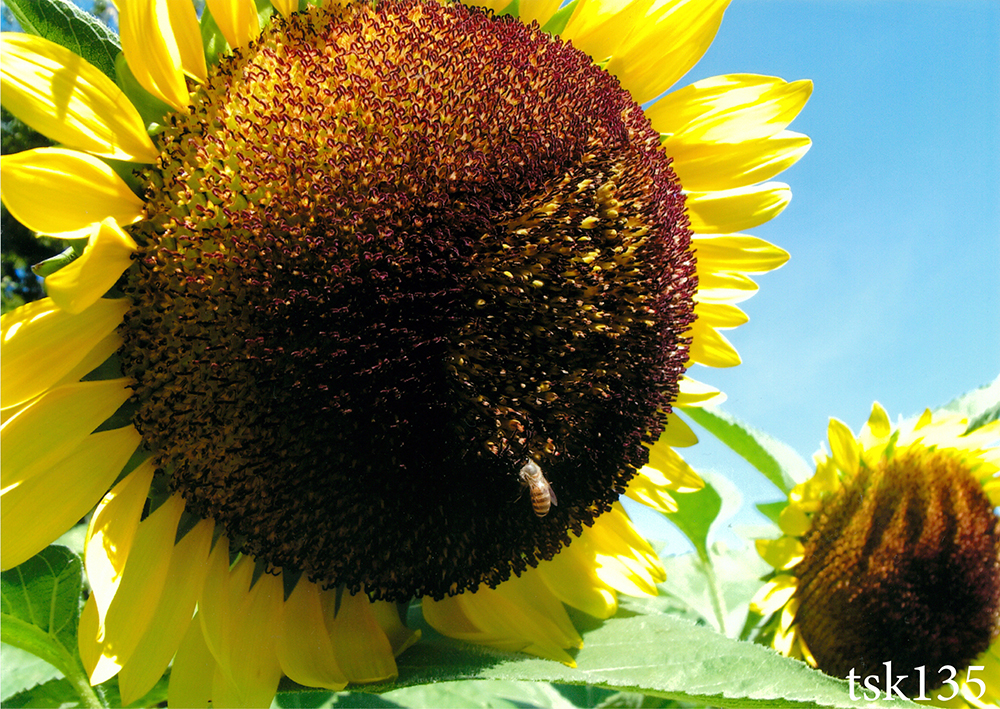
[4,0,997,543]
[647,0,1000,543]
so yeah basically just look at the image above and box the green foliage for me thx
[2,0,120,80]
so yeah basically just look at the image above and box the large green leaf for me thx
[0,546,101,709]
[314,604,919,709]
[682,407,813,493]
[3,0,120,80]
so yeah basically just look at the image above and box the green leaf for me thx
[3,0,120,81]
[755,500,787,526]
[541,0,578,36]
[934,374,1000,433]
[664,482,721,560]
[681,407,813,493]
[0,644,63,703]
[1,676,81,708]
[31,243,86,279]
[341,605,919,709]
[0,546,102,709]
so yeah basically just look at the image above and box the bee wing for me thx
[546,479,557,507]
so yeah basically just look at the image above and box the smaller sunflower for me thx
[751,403,1000,707]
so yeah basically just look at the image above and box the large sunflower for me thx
[751,403,1000,708]
[1,0,810,706]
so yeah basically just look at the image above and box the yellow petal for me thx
[322,589,399,683]
[46,220,138,314]
[749,574,796,615]
[84,460,155,627]
[561,0,657,64]
[221,567,283,709]
[0,148,144,236]
[657,411,698,448]
[827,417,859,475]
[278,580,349,691]
[535,536,618,619]
[755,536,804,570]
[90,493,186,685]
[647,74,787,136]
[0,33,158,162]
[686,182,791,234]
[695,270,759,304]
[196,536,233,682]
[1,425,138,570]
[688,317,740,368]
[369,601,421,657]
[693,234,790,275]
[1,297,128,409]
[493,568,582,649]
[646,443,704,492]
[119,0,192,111]
[863,401,892,442]
[206,0,260,49]
[778,503,810,537]
[676,376,726,407]
[78,595,103,681]
[515,0,563,28]
[695,301,748,328]
[167,614,218,709]
[1,379,133,489]
[118,518,214,705]
[605,0,730,103]
[667,78,812,145]
[271,0,299,17]
[670,131,812,192]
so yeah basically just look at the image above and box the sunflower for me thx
[1,0,810,705]
[751,403,1000,708]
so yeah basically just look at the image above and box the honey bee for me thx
[519,458,557,517]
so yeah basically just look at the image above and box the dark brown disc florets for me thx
[119,0,695,601]
[792,449,1000,695]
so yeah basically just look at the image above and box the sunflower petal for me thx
[827,417,860,475]
[222,568,283,708]
[693,234,790,274]
[0,148,144,236]
[688,317,740,367]
[46,220,138,315]
[646,443,704,492]
[90,493,186,685]
[369,601,421,657]
[322,589,399,683]
[278,581,349,691]
[686,182,791,234]
[84,462,155,631]
[671,131,811,192]
[657,412,698,447]
[1,425,138,570]
[535,535,618,619]
[118,518,214,705]
[206,0,260,49]
[271,0,299,17]
[119,0,192,111]
[167,615,218,709]
[605,0,730,103]
[0,33,158,162]
[1,297,128,409]
[695,269,759,304]
[676,376,727,407]
[749,574,796,615]
[648,74,787,136]
[561,0,657,64]
[1,379,133,488]
[755,536,804,570]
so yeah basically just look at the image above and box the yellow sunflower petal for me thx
[647,74,787,136]
[117,518,214,705]
[515,0,563,28]
[693,234,790,275]
[278,580,349,691]
[369,601,421,657]
[695,270,759,304]
[535,534,618,619]
[321,589,399,683]
[90,493,186,685]
[1,379,133,489]
[749,574,796,615]
[196,536,234,681]
[587,504,665,594]
[206,0,261,49]
[667,78,812,145]
[119,0,192,111]
[78,595,103,681]
[271,0,299,17]
[755,536,804,571]
[84,461,155,626]
[657,412,698,447]
[46,220,138,315]
[695,301,748,328]
[778,502,810,537]
[859,401,892,446]
[627,467,678,513]
[495,568,583,649]
[1,297,128,409]
[1,425,138,570]
[646,443,704,492]
[676,376,726,407]
[219,568,283,709]
[605,0,729,103]
[686,182,791,234]
[0,148,144,236]
[827,417,860,476]
[561,0,657,64]
[670,130,811,192]
[167,614,218,709]
[0,33,158,162]
[688,318,740,367]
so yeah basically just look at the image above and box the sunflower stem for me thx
[65,665,105,709]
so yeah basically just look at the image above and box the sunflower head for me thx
[752,403,1000,703]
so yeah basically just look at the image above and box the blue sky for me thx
[642,0,1000,542]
